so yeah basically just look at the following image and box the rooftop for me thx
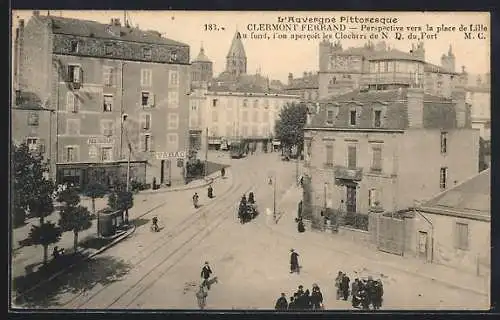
[35,15,189,47]
[420,169,490,220]
[367,48,423,62]
[286,73,319,90]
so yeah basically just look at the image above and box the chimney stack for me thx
[406,88,424,128]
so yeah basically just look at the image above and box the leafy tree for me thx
[27,221,62,264]
[274,102,308,156]
[107,190,134,224]
[84,182,107,215]
[12,143,50,226]
[58,188,93,252]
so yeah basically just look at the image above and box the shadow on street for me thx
[12,255,132,308]
[133,218,150,228]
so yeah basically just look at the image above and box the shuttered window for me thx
[455,222,469,250]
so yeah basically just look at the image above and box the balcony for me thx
[334,165,363,181]
[361,72,423,88]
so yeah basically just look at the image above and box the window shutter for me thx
[141,114,147,129]
[150,135,155,152]
[62,147,67,162]
[149,93,155,107]
[73,66,81,83]
[66,92,75,112]
[73,94,78,113]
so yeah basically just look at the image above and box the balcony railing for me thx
[334,165,363,181]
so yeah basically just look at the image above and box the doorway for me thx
[346,185,357,213]
[418,231,428,260]
[160,160,165,184]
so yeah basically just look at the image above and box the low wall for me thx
[337,226,374,247]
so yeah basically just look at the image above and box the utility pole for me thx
[120,62,125,159]
[273,175,277,223]
[204,127,208,177]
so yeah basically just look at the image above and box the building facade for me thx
[284,71,319,102]
[466,73,491,141]
[408,169,490,276]
[14,11,191,187]
[303,86,479,220]
[188,32,299,150]
[318,40,466,100]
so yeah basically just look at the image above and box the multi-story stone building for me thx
[188,32,299,150]
[302,84,479,220]
[14,11,191,187]
[318,40,466,100]
[466,73,490,141]
[284,71,319,102]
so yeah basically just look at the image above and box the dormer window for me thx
[142,47,152,60]
[70,40,79,53]
[105,43,113,55]
[170,51,178,62]
[349,110,357,126]
[374,110,382,128]
[326,110,334,124]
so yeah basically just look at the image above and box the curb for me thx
[137,173,220,195]
[12,224,137,303]
[271,186,488,298]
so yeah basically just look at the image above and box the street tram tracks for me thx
[59,180,244,308]
[110,177,265,309]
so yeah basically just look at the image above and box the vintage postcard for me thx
[10,10,490,311]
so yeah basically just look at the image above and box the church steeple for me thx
[225,31,247,77]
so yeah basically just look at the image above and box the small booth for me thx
[97,209,125,237]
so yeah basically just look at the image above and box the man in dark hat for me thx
[275,293,288,310]
[201,261,213,290]
[290,249,300,274]
[294,285,305,309]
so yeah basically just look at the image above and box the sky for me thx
[12,10,490,83]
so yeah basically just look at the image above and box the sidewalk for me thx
[12,172,221,279]
[269,185,489,297]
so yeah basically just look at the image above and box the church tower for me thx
[225,31,247,77]
[191,44,213,84]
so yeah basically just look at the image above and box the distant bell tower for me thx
[225,31,247,77]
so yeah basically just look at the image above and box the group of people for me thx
[238,192,258,223]
[275,284,324,310]
[335,271,384,310]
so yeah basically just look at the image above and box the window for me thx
[253,110,259,122]
[141,91,150,107]
[103,95,113,112]
[100,147,113,161]
[170,51,178,62]
[101,120,114,136]
[253,100,259,108]
[142,113,151,130]
[349,110,357,126]
[67,119,80,135]
[374,110,382,128]
[440,132,448,154]
[141,69,152,87]
[66,92,80,113]
[191,103,197,111]
[105,43,113,55]
[143,134,151,151]
[67,65,81,83]
[70,40,79,53]
[89,145,98,158]
[325,145,334,166]
[212,110,218,123]
[326,110,334,124]
[65,146,78,162]
[168,91,179,108]
[28,112,39,126]
[368,189,378,208]
[371,146,382,172]
[455,222,469,250]
[169,70,179,86]
[242,110,248,122]
[168,113,179,129]
[263,111,269,122]
[142,47,152,60]
[103,67,114,86]
[243,99,248,107]
[252,126,258,136]
[348,145,357,169]
[440,167,448,189]
[167,133,179,150]
[27,138,38,152]
[212,99,218,107]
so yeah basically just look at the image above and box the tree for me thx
[12,143,50,226]
[107,189,134,224]
[58,187,93,252]
[84,182,107,215]
[274,102,308,155]
[27,221,62,264]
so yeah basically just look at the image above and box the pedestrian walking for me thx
[351,278,360,308]
[310,284,323,310]
[335,271,343,300]
[372,279,384,310]
[195,285,208,309]
[290,249,300,274]
[297,218,305,233]
[341,273,350,301]
[201,261,213,290]
[275,293,288,310]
